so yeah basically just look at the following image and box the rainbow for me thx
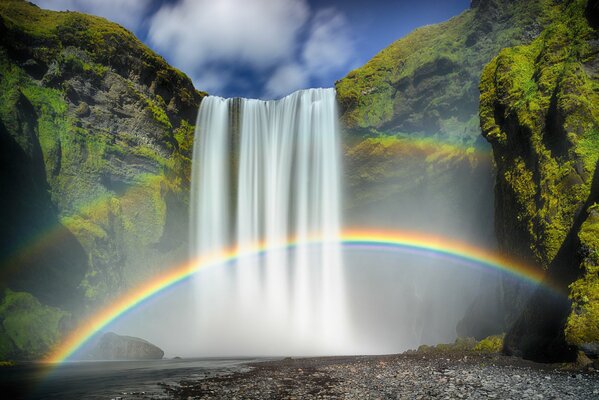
[44,228,548,364]
[346,134,492,162]
[1,136,489,280]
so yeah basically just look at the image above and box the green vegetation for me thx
[480,0,599,266]
[413,336,505,354]
[0,0,192,91]
[0,0,203,359]
[336,0,557,143]
[480,0,599,352]
[416,337,478,353]
[566,204,599,346]
[337,0,557,258]
[0,290,68,360]
[145,95,173,130]
[474,334,505,353]
[344,133,486,208]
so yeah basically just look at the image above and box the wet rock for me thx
[84,332,164,360]
[159,353,599,400]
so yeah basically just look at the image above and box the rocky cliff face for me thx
[0,0,202,359]
[336,0,558,230]
[337,0,554,141]
[336,0,561,340]
[480,0,599,360]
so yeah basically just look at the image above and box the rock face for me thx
[336,0,560,340]
[480,0,599,361]
[84,332,164,360]
[0,0,203,359]
[336,0,553,140]
[336,0,558,237]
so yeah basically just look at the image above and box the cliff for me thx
[480,0,599,360]
[336,0,558,234]
[0,0,203,359]
[337,0,555,141]
[336,0,562,340]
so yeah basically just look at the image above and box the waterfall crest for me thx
[190,88,348,356]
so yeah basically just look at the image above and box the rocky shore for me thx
[161,353,599,400]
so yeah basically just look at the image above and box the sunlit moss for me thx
[474,334,505,353]
[480,0,599,348]
[566,205,599,346]
[337,0,557,142]
[480,0,599,268]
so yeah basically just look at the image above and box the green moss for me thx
[174,120,195,156]
[0,0,193,83]
[413,335,506,354]
[480,0,599,267]
[565,205,599,346]
[345,132,488,209]
[415,337,478,353]
[0,290,68,360]
[474,334,505,353]
[1,33,185,310]
[145,96,172,130]
[0,0,202,357]
[480,0,599,349]
[61,52,108,79]
[337,0,557,143]
[61,214,107,242]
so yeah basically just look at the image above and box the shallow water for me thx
[1,358,265,399]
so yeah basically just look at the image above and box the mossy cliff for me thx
[480,0,599,360]
[0,0,203,359]
[337,0,556,141]
[336,0,558,231]
[336,0,561,340]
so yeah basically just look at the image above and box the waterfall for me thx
[190,88,348,356]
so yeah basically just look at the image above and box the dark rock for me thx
[85,332,164,360]
[587,0,599,29]
[162,353,599,399]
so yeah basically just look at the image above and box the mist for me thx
[92,87,508,359]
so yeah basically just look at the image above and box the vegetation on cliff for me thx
[0,0,203,359]
[480,0,599,360]
[0,289,68,359]
[336,0,561,341]
[336,0,558,230]
[336,0,556,142]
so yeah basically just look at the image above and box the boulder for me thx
[85,332,164,360]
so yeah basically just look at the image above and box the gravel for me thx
[160,353,599,399]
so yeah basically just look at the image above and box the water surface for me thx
[1,358,263,399]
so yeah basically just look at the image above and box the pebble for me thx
[156,353,599,399]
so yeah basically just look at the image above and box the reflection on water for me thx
[1,358,264,399]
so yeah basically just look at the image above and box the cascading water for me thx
[109,88,492,357]
[190,88,348,356]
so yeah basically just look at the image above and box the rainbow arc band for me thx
[45,229,548,364]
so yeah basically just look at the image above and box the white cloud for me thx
[32,0,150,32]
[148,0,309,74]
[263,8,355,98]
[264,63,308,99]
[302,8,355,78]
[192,68,233,95]
[33,0,357,98]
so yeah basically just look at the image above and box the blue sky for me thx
[33,0,470,99]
